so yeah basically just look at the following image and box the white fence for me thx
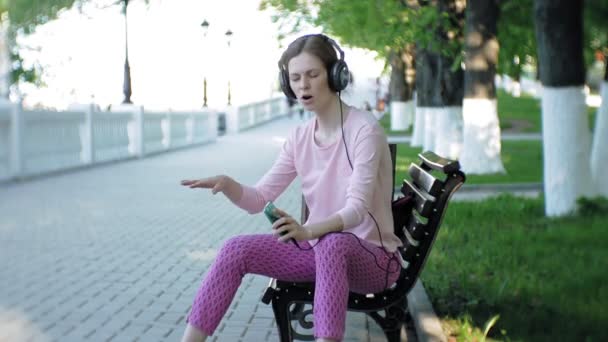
[0,103,217,182]
[0,96,289,182]
[228,96,289,133]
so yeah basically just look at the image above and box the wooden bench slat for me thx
[419,151,460,173]
[408,163,443,197]
[401,179,435,217]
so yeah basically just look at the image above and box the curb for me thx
[407,280,447,342]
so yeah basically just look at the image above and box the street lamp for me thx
[225,29,233,106]
[122,0,132,104]
[201,19,209,107]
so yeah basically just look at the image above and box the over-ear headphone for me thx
[278,34,350,100]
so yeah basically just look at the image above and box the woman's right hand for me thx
[181,175,230,195]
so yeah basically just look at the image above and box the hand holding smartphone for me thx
[264,201,287,236]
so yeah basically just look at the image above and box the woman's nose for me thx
[298,77,310,89]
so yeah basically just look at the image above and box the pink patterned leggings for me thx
[186,233,401,340]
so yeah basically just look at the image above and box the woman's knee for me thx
[316,233,358,254]
[217,234,271,262]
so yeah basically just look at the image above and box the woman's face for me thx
[287,51,334,113]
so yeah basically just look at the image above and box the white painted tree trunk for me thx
[459,98,505,174]
[590,81,608,197]
[411,106,426,147]
[511,81,521,97]
[0,19,10,99]
[390,100,414,131]
[542,86,593,216]
[423,108,437,152]
[433,106,463,159]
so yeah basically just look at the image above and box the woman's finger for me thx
[273,224,290,237]
[272,217,289,230]
[277,229,294,243]
[274,207,289,217]
[191,179,214,189]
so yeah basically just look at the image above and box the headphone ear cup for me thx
[329,60,349,92]
[279,70,296,100]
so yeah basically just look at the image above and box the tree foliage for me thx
[260,0,458,61]
[3,0,82,34]
[2,0,150,94]
[497,0,535,79]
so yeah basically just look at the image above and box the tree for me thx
[313,0,419,130]
[260,0,427,130]
[411,0,465,161]
[459,0,506,174]
[1,0,150,100]
[1,0,82,98]
[497,0,536,96]
[586,1,608,197]
[534,0,591,216]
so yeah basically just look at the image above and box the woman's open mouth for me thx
[301,95,313,104]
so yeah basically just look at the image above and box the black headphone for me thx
[278,34,350,100]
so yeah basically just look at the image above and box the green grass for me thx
[379,112,412,135]
[497,90,542,132]
[496,90,598,133]
[422,195,608,341]
[394,140,543,185]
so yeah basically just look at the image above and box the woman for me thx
[180,34,402,342]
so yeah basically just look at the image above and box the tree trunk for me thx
[413,46,439,149]
[535,0,591,216]
[590,58,608,197]
[0,18,10,100]
[460,0,505,174]
[432,0,464,159]
[413,0,464,157]
[389,48,415,131]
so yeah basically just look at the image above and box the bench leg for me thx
[366,297,409,342]
[271,298,316,341]
[271,297,294,342]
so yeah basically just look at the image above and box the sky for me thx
[16,0,387,111]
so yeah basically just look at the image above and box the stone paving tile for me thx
[0,117,411,341]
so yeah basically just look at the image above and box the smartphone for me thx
[264,201,286,236]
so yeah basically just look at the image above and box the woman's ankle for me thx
[181,323,207,342]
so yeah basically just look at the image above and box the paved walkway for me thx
[0,117,395,342]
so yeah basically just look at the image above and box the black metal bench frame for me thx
[261,145,466,341]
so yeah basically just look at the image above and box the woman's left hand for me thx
[271,207,313,242]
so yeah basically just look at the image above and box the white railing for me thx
[229,96,289,133]
[0,102,217,182]
[0,95,289,182]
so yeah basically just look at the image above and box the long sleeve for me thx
[336,125,387,229]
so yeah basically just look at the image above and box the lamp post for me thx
[201,19,209,107]
[225,29,233,106]
[122,0,132,104]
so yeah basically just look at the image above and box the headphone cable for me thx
[289,94,401,289]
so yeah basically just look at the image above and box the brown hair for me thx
[278,34,339,74]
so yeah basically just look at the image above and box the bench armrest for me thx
[418,151,460,173]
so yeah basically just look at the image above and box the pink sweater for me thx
[234,108,403,252]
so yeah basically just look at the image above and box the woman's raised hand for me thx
[181,175,229,195]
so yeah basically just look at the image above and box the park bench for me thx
[261,144,466,341]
